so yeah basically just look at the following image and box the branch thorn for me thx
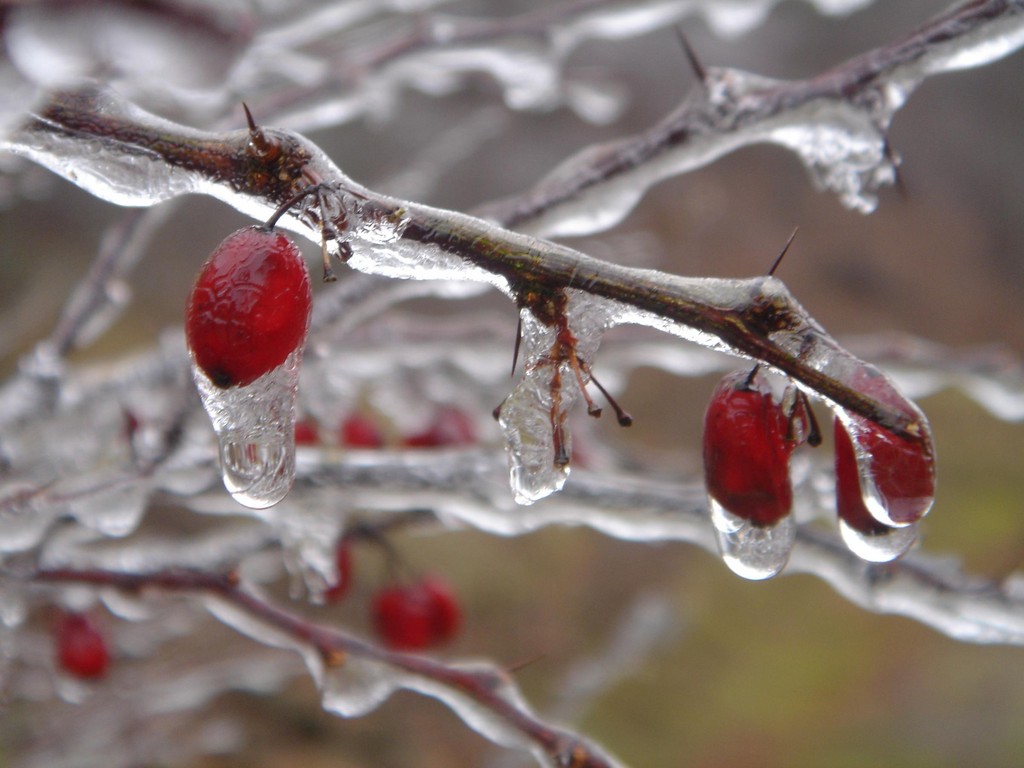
[768,226,799,277]
[674,28,707,85]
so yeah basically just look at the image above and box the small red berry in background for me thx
[339,414,385,448]
[371,576,461,651]
[185,226,312,389]
[324,536,354,603]
[403,406,476,448]
[294,418,320,446]
[55,611,109,680]
[702,370,795,527]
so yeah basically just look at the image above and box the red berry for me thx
[294,418,320,446]
[185,226,311,388]
[833,417,890,535]
[324,536,354,603]
[55,611,109,680]
[403,406,476,448]
[371,576,461,651]
[837,367,935,526]
[339,414,385,448]
[703,370,794,527]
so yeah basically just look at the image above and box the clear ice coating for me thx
[710,499,795,580]
[497,292,613,506]
[831,365,936,530]
[497,310,571,505]
[191,348,303,510]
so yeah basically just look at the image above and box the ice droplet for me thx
[498,368,571,505]
[67,478,147,537]
[838,518,918,563]
[191,348,303,509]
[710,499,794,580]
[497,310,570,505]
[321,655,399,718]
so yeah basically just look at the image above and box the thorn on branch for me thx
[674,27,707,85]
[768,227,799,277]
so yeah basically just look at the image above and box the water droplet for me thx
[192,349,302,510]
[710,499,795,580]
[838,518,917,563]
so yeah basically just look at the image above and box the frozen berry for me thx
[185,226,311,388]
[55,611,109,680]
[837,367,935,526]
[324,536,354,603]
[339,414,385,448]
[833,417,890,535]
[403,406,476,448]
[371,576,461,651]
[294,418,320,446]
[703,370,794,527]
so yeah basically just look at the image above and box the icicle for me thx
[191,349,303,510]
[710,499,795,580]
[497,292,613,505]
[320,654,400,718]
[838,517,918,563]
[497,310,573,505]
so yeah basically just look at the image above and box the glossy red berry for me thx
[703,370,794,527]
[837,367,935,526]
[55,611,109,680]
[339,414,385,448]
[185,226,311,389]
[403,406,476,448]
[324,536,354,603]
[371,576,461,651]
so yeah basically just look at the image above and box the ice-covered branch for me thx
[238,0,879,131]
[5,84,929,456]
[30,566,623,768]
[279,451,1024,646]
[476,0,1024,236]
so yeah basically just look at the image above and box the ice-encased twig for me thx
[475,0,1024,235]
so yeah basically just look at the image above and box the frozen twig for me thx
[31,565,623,768]
[476,0,1024,235]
